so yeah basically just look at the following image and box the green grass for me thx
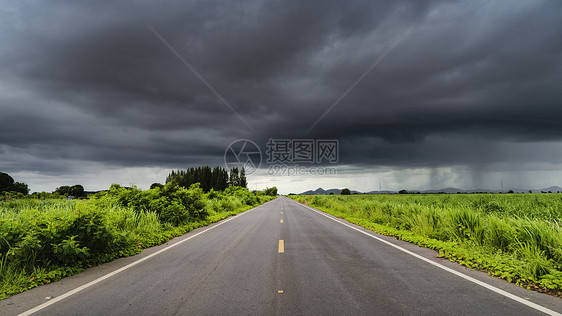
[290,194,562,295]
[0,187,274,299]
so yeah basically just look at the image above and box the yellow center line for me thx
[278,290,284,294]
[280,219,283,224]
[278,240,284,253]
[281,211,283,215]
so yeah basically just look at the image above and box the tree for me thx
[53,185,85,197]
[229,168,240,187]
[264,187,278,196]
[69,185,85,197]
[54,186,71,196]
[239,168,247,189]
[0,172,29,195]
[166,166,231,192]
[11,182,29,195]
[0,172,14,192]
[398,189,409,194]
[341,188,351,195]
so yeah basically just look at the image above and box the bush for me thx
[0,182,277,299]
[107,183,206,225]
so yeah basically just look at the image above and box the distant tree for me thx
[507,190,514,194]
[229,168,240,187]
[0,172,14,192]
[264,187,278,196]
[398,189,409,194]
[53,185,85,197]
[69,185,85,197]
[529,190,532,193]
[239,168,247,189]
[11,182,30,195]
[0,172,29,195]
[341,188,351,195]
[329,192,334,195]
[150,183,164,190]
[54,185,71,196]
[166,166,231,192]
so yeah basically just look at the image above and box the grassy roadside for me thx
[0,185,274,299]
[289,194,562,297]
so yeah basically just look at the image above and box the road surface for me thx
[1,197,561,315]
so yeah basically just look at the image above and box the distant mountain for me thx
[298,188,364,195]
[297,186,562,195]
[535,186,562,193]
[420,187,463,194]
[365,190,399,194]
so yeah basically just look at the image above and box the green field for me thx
[290,194,562,295]
[0,184,274,299]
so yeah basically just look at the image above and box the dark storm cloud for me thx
[1,0,562,179]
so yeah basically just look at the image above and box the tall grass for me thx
[292,194,562,293]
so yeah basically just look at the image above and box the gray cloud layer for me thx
[1,0,562,188]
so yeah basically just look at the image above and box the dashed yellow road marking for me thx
[280,219,283,224]
[281,211,283,215]
[278,290,284,294]
[278,240,284,253]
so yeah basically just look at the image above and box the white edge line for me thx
[18,202,270,316]
[291,199,561,316]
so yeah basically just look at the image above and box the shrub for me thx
[108,183,207,225]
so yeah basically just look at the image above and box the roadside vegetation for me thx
[290,194,562,296]
[0,168,277,299]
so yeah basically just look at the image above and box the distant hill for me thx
[299,188,362,195]
[535,186,562,193]
[297,186,562,195]
[299,188,344,195]
[364,190,399,194]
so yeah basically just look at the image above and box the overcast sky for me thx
[1,0,562,194]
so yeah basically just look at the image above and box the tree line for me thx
[2,166,251,199]
[165,166,247,192]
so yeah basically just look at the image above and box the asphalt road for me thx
[1,197,561,315]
